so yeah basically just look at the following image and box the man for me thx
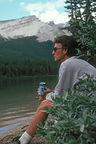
[19,35,96,144]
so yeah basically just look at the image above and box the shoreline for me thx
[0,114,35,137]
[0,122,29,143]
[0,116,46,144]
[0,121,29,136]
[0,123,46,144]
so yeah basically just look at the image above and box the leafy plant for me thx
[65,0,96,61]
[36,76,96,144]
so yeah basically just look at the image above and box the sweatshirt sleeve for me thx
[54,63,75,96]
[46,62,76,101]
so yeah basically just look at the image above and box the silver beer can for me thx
[38,82,46,96]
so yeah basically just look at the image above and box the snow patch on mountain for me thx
[0,15,71,42]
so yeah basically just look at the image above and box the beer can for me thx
[38,82,46,96]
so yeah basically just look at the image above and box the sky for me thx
[0,0,70,24]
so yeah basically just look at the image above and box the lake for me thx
[0,75,58,135]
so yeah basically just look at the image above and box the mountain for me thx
[0,15,71,42]
[0,16,72,76]
[0,16,71,62]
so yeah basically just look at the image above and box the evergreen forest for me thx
[0,36,59,77]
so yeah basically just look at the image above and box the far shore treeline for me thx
[0,36,59,77]
[0,60,59,77]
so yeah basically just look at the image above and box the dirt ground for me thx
[0,124,46,144]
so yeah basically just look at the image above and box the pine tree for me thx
[65,0,96,62]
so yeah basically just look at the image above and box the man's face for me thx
[52,43,67,62]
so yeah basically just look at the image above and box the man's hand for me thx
[37,87,54,101]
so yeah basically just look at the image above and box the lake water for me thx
[0,75,58,135]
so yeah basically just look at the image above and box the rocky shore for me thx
[0,123,46,144]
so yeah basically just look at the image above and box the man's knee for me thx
[37,99,52,112]
[42,99,52,108]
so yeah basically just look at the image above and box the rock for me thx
[0,15,71,42]
[0,124,46,144]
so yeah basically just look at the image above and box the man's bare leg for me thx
[19,100,52,144]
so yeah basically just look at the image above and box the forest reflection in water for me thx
[0,75,58,128]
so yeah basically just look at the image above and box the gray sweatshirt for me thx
[46,56,96,101]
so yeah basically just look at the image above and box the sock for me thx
[19,131,32,144]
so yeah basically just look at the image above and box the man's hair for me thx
[54,35,78,56]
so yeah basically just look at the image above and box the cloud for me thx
[40,10,69,24]
[20,2,25,7]
[20,0,69,24]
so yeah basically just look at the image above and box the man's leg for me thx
[19,100,52,144]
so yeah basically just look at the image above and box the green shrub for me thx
[65,0,96,61]
[37,76,96,144]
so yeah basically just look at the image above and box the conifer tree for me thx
[65,0,96,61]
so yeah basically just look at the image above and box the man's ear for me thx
[63,49,68,55]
